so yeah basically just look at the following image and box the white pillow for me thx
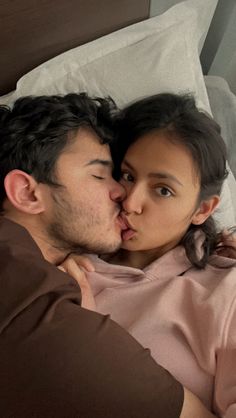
[8,0,215,111]
[1,0,235,228]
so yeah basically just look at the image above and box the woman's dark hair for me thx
[112,93,228,268]
[0,93,117,212]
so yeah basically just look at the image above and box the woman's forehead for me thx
[123,131,199,186]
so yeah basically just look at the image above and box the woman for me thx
[61,93,236,417]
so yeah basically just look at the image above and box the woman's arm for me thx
[58,255,96,311]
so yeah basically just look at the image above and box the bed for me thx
[0,0,235,228]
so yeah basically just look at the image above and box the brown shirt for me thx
[0,218,183,418]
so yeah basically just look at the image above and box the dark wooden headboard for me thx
[0,0,150,96]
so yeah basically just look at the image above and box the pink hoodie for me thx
[86,241,236,418]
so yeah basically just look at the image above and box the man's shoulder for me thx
[0,216,42,260]
[0,216,83,335]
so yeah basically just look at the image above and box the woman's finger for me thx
[59,258,96,311]
[58,266,66,272]
[216,246,236,259]
[70,254,95,272]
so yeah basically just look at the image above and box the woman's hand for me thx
[216,227,236,258]
[58,255,96,311]
[180,388,217,418]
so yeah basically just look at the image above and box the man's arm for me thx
[0,299,183,418]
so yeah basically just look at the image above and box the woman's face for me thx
[119,130,204,254]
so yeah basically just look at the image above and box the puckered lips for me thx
[118,212,137,241]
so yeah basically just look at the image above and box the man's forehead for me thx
[59,127,113,165]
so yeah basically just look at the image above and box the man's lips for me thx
[120,212,136,231]
[119,213,137,241]
[116,215,129,230]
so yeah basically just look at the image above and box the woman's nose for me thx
[122,186,143,214]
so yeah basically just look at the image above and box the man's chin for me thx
[78,237,121,255]
[98,242,122,255]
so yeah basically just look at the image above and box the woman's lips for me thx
[122,228,136,241]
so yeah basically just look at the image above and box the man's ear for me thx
[192,195,220,225]
[4,169,45,214]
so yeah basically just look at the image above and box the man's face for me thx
[41,127,126,254]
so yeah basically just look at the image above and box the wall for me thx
[205,1,236,93]
[150,0,183,16]
[150,0,236,88]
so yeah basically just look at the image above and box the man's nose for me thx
[110,180,126,202]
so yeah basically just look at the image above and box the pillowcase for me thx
[1,0,235,228]
[7,0,215,111]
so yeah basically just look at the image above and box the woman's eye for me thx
[121,172,134,182]
[155,187,173,197]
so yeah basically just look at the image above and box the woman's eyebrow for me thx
[148,172,183,186]
[122,160,134,170]
[123,160,183,187]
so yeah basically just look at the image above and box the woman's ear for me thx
[4,169,45,214]
[192,195,220,225]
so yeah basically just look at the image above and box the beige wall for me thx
[150,0,183,16]
[150,0,236,94]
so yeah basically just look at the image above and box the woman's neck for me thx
[103,248,166,270]
[103,238,182,269]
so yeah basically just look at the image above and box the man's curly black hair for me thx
[0,93,117,211]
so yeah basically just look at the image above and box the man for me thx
[0,93,210,418]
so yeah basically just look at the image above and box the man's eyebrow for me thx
[122,160,183,187]
[85,159,114,169]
